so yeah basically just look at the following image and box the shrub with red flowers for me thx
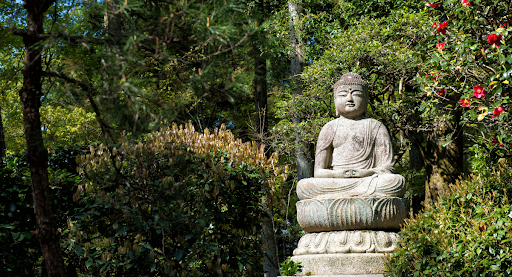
[415,0,511,160]
[487,33,503,45]
[473,85,485,98]
[493,104,506,117]
[461,0,472,7]
[436,21,447,34]
[427,2,442,9]
[458,98,471,107]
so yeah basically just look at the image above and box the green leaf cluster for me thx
[280,256,303,276]
[0,148,84,276]
[388,159,512,276]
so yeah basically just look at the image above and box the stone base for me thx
[297,197,407,232]
[290,253,389,275]
[293,231,399,255]
[280,275,383,277]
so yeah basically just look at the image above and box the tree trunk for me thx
[289,0,313,181]
[19,1,67,276]
[253,40,268,142]
[407,130,425,214]
[423,110,464,205]
[0,107,6,168]
[261,193,279,277]
[253,2,279,276]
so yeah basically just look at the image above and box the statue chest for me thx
[332,123,367,150]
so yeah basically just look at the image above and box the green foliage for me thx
[335,0,423,25]
[0,158,37,276]
[0,149,83,276]
[388,159,512,276]
[271,9,430,164]
[280,256,303,276]
[281,257,302,276]
[41,106,100,149]
[63,123,284,276]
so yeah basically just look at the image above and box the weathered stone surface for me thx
[299,72,405,204]
[289,73,405,275]
[278,274,384,277]
[293,231,399,255]
[291,253,389,275]
[296,197,407,232]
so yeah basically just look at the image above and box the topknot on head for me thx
[334,72,368,91]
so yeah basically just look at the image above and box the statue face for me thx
[334,85,368,119]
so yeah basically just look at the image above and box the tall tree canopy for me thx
[1,0,511,276]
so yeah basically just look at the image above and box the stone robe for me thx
[297,117,405,200]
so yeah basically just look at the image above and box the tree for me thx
[5,1,289,275]
[252,1,280,276]
[13,0,67,276]
[414,0,512,203]
[288,0,314,181]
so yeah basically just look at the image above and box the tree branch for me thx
[12,28,105,45]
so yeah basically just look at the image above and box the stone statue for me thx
[291,73,407,275]
[297,72,405,200]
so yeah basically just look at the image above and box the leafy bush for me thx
[388,159,512,276]
[280,257,302,276]
[0,158,39,277]
[0,150,82,277]
[63,123,284,276]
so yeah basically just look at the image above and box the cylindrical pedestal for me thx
[291,253,389,275]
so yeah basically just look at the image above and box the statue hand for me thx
[340,168,374,178]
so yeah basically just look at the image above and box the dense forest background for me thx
[1,0,512,276]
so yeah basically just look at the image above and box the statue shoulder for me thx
[364,117,387,129]
[317,118,338,140]
[319,118,338,133]
[324,118,339,128]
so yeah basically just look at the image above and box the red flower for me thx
[493,105,506,117]
[474,85,485,99]
[492,136,498,145]
[437,22,448,34]
[459,98,471,107]
[488,34,503,45]
[436,42,445,51]
[500,21,509,28]
[428,2,441,9]
[437,88,446,96]
[492,136,503,146]
[462,0,472,6]
[431,22,438,29]
[477,221,487,231]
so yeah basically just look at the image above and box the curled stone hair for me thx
[333,72,368,91]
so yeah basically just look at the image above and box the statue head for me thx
[333,73,369,119]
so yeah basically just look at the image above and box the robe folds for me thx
[297,117,405,200]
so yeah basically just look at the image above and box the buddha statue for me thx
[291,73,407,275]
[297,72,405,200]
[294,73,407,233]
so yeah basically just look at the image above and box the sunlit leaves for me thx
[64,122,285,276]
